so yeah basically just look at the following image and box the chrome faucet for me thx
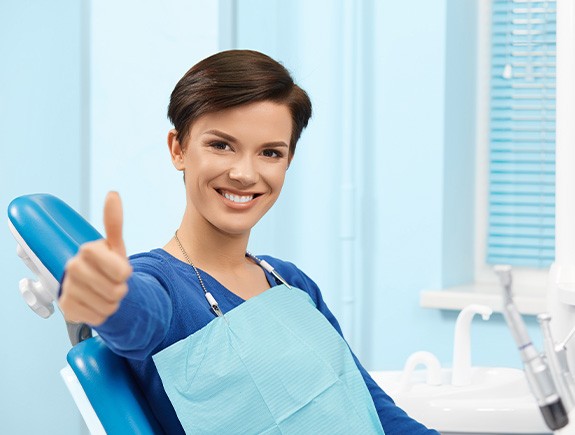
[452,304,493,386]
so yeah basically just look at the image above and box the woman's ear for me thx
[168,129,185,171]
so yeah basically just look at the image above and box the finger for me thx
[60,294,113,326]
[65,253,129,302]
[61,276,126,323]
[76,241,133,283]
[103,191,127,257]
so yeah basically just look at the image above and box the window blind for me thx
[487,0,556,267]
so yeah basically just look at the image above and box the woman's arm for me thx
[94,268,173,360]
[59,193,172,360]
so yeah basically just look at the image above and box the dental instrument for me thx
[495,265,569,431]
[559,326,575,352]
[538,313,575,412]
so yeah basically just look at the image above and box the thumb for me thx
[103,191,127,257]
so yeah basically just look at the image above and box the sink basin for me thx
[370,367,551,434]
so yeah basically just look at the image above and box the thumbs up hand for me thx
[60,192,133,326]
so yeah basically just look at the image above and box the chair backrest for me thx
[8,193,162,434]
[8,193,102,319]
[68,336,162,434]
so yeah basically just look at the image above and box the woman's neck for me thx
[167,209,251,272]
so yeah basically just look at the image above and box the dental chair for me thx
[8,194,162,434]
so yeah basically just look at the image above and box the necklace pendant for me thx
[205,292,223,317]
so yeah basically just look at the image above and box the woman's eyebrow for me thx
[264,141,289,148]
[203,129,237,142]
[203,129,288,148]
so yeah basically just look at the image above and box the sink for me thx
[370,367,551,434]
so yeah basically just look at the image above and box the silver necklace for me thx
[174,230,224,317]
[173,230,292,316]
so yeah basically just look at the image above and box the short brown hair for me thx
[167,50,312,157]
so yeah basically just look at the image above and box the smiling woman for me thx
[58,49,439,434]
[167,101,292,238]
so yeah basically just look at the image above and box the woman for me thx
[60,50,438,434]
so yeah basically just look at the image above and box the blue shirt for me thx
[95,249,438,434]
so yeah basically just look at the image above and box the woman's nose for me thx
[228,157,259,186]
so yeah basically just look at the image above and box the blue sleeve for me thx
[268,259,439,435]
[93,257,173,360]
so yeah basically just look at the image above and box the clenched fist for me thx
[60,191,133,326]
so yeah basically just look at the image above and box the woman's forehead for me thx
[190,102,293,142]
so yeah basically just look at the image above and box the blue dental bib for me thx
[153,285,384,434]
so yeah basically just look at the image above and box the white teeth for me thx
[222,192,254,203]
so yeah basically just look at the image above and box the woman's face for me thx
[169,101,293,237]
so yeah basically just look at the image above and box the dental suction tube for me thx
[494,265,569,431]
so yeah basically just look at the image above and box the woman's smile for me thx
[216,188,262,208]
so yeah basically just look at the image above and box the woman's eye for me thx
[210,142,231,151]
[262,149,283,158]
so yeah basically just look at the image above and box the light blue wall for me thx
[0,1,87,433]
[369,0,453,368]
[443,0,477,288]
[88,0,220,251]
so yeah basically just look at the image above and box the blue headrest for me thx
[68,336,162,434]
[8,194,102,282]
